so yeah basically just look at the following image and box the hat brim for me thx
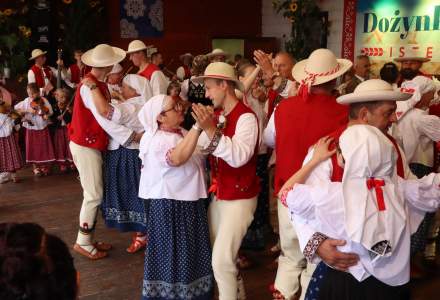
[193,75,245,92]
[292,58,353,86]
[29,51,47,61]
[82,47,126,68]
[126,46,148,54]
[394,57,430,63]
[337,90,412,104]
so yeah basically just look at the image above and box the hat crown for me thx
[31,49,44,56]
[304,49,339,74]
[128,40,147,52]
[204,62,236,80]
[91,44,117,63]
[354,79,393,93]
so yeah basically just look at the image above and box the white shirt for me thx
[107,96,145,150]
[176,66,188,81]
[0,113,14,137]
[14,97,53,130]
[394,108,440,166]
[150,70,169,96]
[245,92,267,154]
[263,109,276,149]
[198,112,259,168]
[138,130,207,201]
[27,66,64,87]
[286,174,439,286]
[80,85,134,147]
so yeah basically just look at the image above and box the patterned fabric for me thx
[142,198,213,300]
[25,128,55,164]
[101,147,147,232]
[303,232,328,262]
[409,163,434,255]
[53,127,73,162]
[242,154,271,250]
[304,262,329,300]
[0,135,23,172]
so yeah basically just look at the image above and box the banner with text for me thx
[354,0,440,75]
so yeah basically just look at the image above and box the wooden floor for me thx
[0,168,439,300]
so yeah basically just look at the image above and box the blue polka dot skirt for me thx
[142,198,214,300]
[101,147,147,233]
[304,261,328,300]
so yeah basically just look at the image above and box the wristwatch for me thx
[192,124,203,132]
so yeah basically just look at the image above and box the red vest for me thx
[274,93,348,193]
[31,65,53,88]
[328,127,406,181]
[68,73,109,151]
[211,101,260,200]
[139,63,160,81]
[69,64,91,84]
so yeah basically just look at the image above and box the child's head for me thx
[167,81,181,97]
[55,88,69,103]
[26,83,40,99]
[0,223,78,300]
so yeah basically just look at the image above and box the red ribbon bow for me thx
[366,178,386,211]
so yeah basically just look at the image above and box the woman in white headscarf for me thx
[137,94,214,300]
[83,74,151,254]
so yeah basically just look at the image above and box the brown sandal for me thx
[73,243,108,260]
[126,234,147,254]
[94,241,113,252]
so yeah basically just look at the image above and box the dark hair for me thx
[348,101,387,119]
[380,62,399,84]
[167,81,181,95]
[234,54,243,62]
[151,52,161,60]
[0,223,77,300]
[26,83,39,93]
[236,60,253,78]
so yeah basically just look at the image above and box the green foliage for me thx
[272,0,326,60]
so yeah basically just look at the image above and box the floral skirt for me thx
[101,147,147,232]
[0,134,23,172]
[142,198,214,300]
[25,128,55,164]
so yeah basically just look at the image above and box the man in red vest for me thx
[176,52,193,81]
[28,48,64,95]
[192,62,259,300]
[69,44,141,260]
[284,79,415,299]
[65,49,92,89]
[126,40,168,96]
[263,49,352,300]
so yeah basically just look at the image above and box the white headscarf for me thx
[340,125,407,262]
[138,94,167,162]
[109,63,123,75]
[397,76,435,119]
[123,74,153,101]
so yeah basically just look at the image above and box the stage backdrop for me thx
[120,0,163,38]
[352,0,440,75]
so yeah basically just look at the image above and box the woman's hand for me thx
[311,136,336,163]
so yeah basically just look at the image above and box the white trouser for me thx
[70,141,103,243]
[275,200,309,299]
[209,196,257,300]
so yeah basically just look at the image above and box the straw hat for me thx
[81,44,126,68]
[180,53,194,61]
[394,46,430,63]
[127,40,148,54]
[292,49,352,86]
[193,62,244,91]
[206,48,229,59]
[29,49,47,61]
[337,79,413,104]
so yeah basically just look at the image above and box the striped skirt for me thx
[142,198,214,300]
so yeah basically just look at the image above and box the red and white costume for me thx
[138,63,169,96]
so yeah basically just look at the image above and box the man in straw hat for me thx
[280,79,417,298]
[191,62,259,299]
[28,48,65,95]
[127,40,168,96]
[206,48,229,63]
[394,46,432,85]
[176,52,193,81]
[69,44,142,260]
[263,48,352,300]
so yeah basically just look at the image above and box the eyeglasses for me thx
[161,100,187,115]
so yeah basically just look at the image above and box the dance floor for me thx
[0,169,439,300]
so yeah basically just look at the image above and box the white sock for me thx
[76,231,97,255]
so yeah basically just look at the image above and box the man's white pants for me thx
[275,200,315,300]
[70,141,103,244]
[209,197,257,300]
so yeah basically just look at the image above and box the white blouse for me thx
[138,130,207,201]
[14,97,53,130]
[149,70,169,96]
[286,174,440,286]
[108,96,145,150]
[0,113,14,138]
[245,92,267,154]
